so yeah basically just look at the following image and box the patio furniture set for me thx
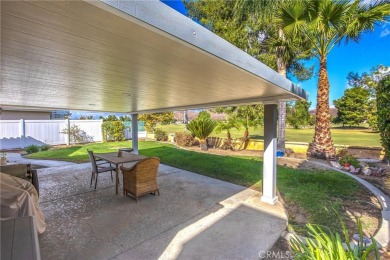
[0,150,160,259]
[88,149,160,201]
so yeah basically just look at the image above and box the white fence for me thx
[0,119,146,150]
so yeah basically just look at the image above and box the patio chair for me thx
[120,157,160,202]
[87,150,115,190]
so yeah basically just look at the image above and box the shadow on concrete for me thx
[0,136,47,150]
[38,163,287,260]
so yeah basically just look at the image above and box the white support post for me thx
[261,104,278,205]
[19,119,25,148]
[66,118,71,145]
[131,114,139,154]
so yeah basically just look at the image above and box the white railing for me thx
[0,119,147,150]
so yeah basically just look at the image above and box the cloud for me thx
[380,28,390,38]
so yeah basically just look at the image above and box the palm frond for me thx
[187,116,217,140]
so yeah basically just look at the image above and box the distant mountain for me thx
[174,110,226,122]
[309,107,338,118]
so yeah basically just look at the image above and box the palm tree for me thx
[234,0,313,152]
[277,0,390,159]
[215,117,241,150]
[235,105,264,140]
[187,112,217,151]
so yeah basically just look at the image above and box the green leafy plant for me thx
[377,75,390,163]
[138,112,174,133]
[338,150,360,168]
[290,219,379,259]
[25,144,40,154]
[40,144,51,151]
[187,112,217,151]
[154,128,168,141]
[175,132,195,147]
[101,121,125,142]
[215,117,240,150]
[287,100,312,129]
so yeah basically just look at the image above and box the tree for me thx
[234,0,314,152]
[377,75,390,163]
[186,111,217,151]
[119,115,131,121]
[333,87,370,127]
[235,105,264,139]
[79,115,93,120]
[278,0,390,159]
[347,65,390,131]
[103,115,118,122]
[215,117,241,150]
[286,100,312,129]
[213,104,264,139]
[138,112,174,133]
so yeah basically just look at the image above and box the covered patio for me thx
[30,160,286,259]
[1,0,309,258]
[1,0,307,205]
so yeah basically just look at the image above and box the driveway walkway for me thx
[34,161,287,260]
[5,153,76,167]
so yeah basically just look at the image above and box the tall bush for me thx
[101,121,125,142]
[154,128,168,141]
[138,112,174,133]
[187,111,217,151]
[377,75,390,162]
[175,132,195,147]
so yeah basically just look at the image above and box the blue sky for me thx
[162,0,390,109]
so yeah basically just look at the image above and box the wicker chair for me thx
[120,157,160,202]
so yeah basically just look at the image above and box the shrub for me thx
[187,112,217,151]
[62,124,93,144]
[102,121,125,142]
[175,132,195,147]
[338,150,360,168]
[138,112,174,133]
[40,144,51,151]
[377,75,390,162]
[25,144,40,154]
[154,128,168,141]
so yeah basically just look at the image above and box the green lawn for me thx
[158,124,381,147]
[28,141,374,235]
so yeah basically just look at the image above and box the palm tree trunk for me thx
[308,58,336,159]
[277,103,287,152]
[277,28,287,152]
[183,110,188,124]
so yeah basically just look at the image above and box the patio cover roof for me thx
[1,0,308,114]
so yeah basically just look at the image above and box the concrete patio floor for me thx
[35,162,288,260]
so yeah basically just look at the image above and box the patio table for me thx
[94,152,146,195]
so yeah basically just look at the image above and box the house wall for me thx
[0,110,51,120]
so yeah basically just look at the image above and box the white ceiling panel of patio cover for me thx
[1,0,308,113]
